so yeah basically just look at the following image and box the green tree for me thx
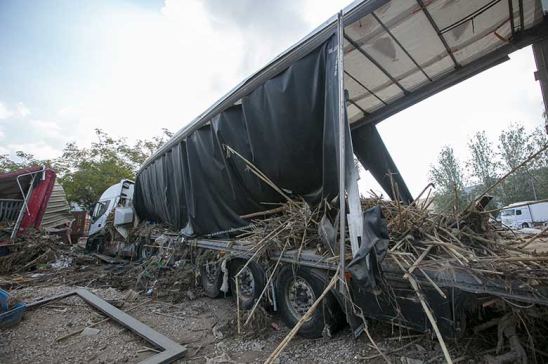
[429,146,469,213]
[497,123,541,205]
[123,128,173,169]
[0,151,52,174]
[1,129,171,210]
[56,129,171,209]
[527,125,548,200]
[466,130,499,196]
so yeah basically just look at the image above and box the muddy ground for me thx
[0,259,513,364]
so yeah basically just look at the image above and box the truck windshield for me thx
[501,209,515,216]
[91,200,109,223]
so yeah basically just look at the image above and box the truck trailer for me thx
[88,0,548,355]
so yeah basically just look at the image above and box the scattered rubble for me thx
[1,187,548,363]
[0,230,72,274]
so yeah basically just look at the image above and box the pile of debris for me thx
[237,199,330,254]
[0,230,71,274]
[227,187,548,362]
[234,192,548,288]
[361,196,548,294]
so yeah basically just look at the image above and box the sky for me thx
[0,0,545,197]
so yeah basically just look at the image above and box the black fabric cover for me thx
[347,205,389,290]
[134,35,341,236]
[351,123,413,203]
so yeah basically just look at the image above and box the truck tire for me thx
[139,239,157,260]
[85,234,103,253]
[228,259,266,310]
[200,261,223,298]
[275,266,342,338]
[521,222,529,229]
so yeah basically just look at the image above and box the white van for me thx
[500,201,548,229]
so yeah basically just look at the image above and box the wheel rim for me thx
[236,266,255,299]
[141,246,156,259]
[286,276,316,319]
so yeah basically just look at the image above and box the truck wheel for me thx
[521,222,529,229]
[85,235,102,253]
[200,261,223,298]
[139,240,157,260]
[229,259,266,310]
[275,266,341,338]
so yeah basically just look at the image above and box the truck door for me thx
[516,208,532,228]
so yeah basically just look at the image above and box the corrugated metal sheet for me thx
[41,182,73,229]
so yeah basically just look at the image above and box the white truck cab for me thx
[500,201,548,229]
[89,179,135,237]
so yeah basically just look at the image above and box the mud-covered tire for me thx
[200,261,223,298]
[85,235,103,253]
[275,266,342,338]
[139,240,157,260]
[228,259,266,310]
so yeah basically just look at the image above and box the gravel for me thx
[0,283,482,364]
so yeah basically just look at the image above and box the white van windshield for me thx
[501,209,515,216]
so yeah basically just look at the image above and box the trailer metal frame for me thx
[189,238,548,307]
[27,289,187,364]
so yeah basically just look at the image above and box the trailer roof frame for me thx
[140,0,548,173]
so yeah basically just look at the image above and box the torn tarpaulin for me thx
[134,33,343,236]
[347,206,389,290]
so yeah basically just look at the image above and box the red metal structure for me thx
[0,166,72,244]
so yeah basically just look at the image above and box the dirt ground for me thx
[0,283,445,363]
[0,259,519,364]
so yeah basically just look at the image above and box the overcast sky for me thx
[0,0,545,197]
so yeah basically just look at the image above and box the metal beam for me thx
[337,11,347,282]
[10,172,37,240]
[351,54,508,128]
[533,37,548,133]
[192,239,339,270]
[28,289,187,364]
[416,0,460,69]
[508,0,516,37]
[344,33,408,94]
[518,0,525,31]
[371,12,432,82]
[348,99,369,117]
[351,20,548,130]
[344,70,387,106]
[438,0,503,35]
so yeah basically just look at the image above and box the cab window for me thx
[516,209,522,216]
[91,201,110,223]
[501,209,515,216]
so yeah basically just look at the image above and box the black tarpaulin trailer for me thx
[131,0,548,342]
[135,0,548,238]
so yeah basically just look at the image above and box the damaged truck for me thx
[87,0,548,358]
[0,166,73,248]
